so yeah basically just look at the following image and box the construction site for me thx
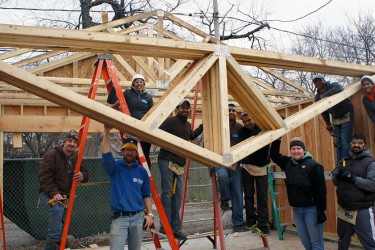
[0,8,374,250]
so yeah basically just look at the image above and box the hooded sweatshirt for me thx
[102,152,150,213]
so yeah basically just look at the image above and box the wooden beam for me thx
[0,60,225,166]
[113,54,137,77]
[143,54,218,129]
[13,51,66,67]
[0,48,32,60]
[230,79,364,163]
[216,56,231,155]
[117,23,149,35]
[27,53,94,74]
[157,10,165,79]
[132,56,158,82]
[260,67,313,96]
[12,132,22,148]
[226,55,284,130]
[164,12,219,44]
[1,24,373,76]
[0,115,104,132]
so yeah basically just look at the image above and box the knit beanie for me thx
[361,75,374,85]
[290,137,305,151]
[64,129,78,142]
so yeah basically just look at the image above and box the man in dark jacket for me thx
[239,112,270,235]
[158,99,203,240]
[332,133,375,249]
[313,75,354,162]
[39,129,89,250]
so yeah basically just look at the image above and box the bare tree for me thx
[284,13,375,91]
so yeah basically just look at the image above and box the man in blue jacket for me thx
[313,75,354,162]
[102,125,154,250]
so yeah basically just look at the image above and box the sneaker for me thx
[159,228,165,234]
[173,231,188,240]
[220,201,230,211]
[244,222,256,231]
[257,226,270,236]
[233,225,249,233]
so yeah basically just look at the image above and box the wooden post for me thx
[0,130,3,249]
[12,133,22,148]
[157,10,165,79]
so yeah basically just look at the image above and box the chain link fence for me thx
[4,156,232,249]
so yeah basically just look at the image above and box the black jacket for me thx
[315,81,353,125]
[107,87,153,120]
[270,140,326,212]
[158,114,203,166]
[238,124,270,166]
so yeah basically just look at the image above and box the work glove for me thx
[317,210,326,224]
[326,125,336,137]
[338,168,357,182]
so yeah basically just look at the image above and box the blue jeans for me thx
[110,211,143,250]
[215,164,244,226]
[40,192,67,250]
[293,206,324,250]
[334,113,353,162]
[158,159,183,232]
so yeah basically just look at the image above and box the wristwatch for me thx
[147,213,154,218]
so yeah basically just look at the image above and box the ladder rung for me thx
[187,184,212,188]
[187,232,215,239]
[183,218,213,223]
[105,79,112,86]
[277,206,292,211]
[185,201,212,206]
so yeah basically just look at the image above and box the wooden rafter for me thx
[0,24,374,76]
[0,60,224,166]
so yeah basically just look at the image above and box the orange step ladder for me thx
[60,54,178,250]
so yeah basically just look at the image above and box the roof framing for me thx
[1,10,375,167]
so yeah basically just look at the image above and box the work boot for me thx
[257,226,270,236]
[233,225,249,233]
[173,231,188,241]
[220,201,230,211]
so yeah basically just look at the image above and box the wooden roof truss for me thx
[0,10,375,166]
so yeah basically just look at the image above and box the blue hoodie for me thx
[102,152,150,212]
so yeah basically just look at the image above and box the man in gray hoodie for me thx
[332,133,375,249]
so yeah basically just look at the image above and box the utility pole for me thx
[212,0,220,40]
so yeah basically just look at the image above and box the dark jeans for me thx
[242,169,269,227]
[215,164,244,226]
[334,111,354,162]
[40,192,67,250]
